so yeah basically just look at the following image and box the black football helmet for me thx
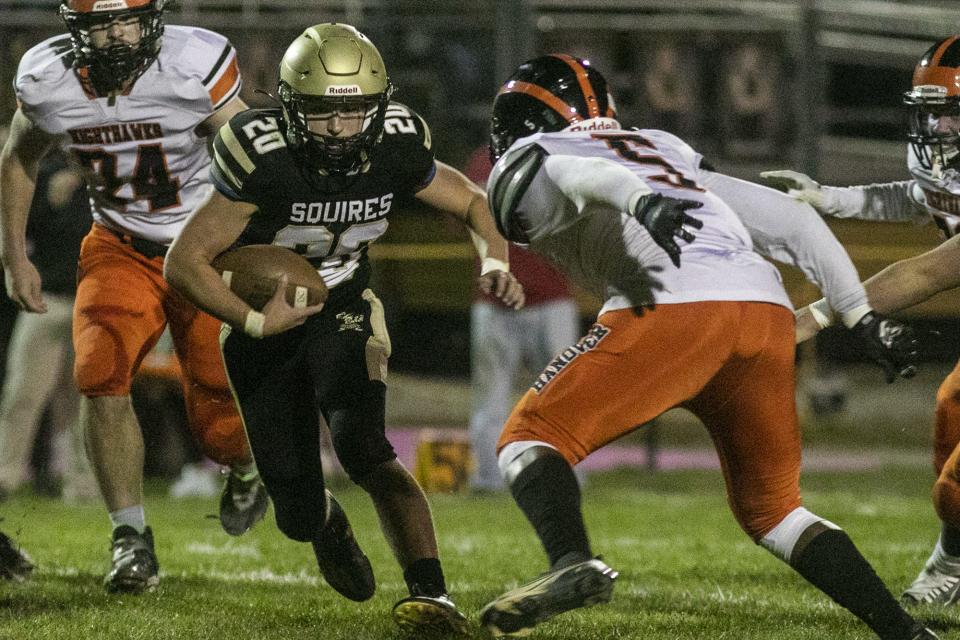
[905,35,960,171]
[490,54,618,162]
[60,0,166,94]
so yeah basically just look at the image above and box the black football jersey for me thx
[210,102,435,303]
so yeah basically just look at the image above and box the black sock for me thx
[941,523,960,557]
[792,529,915,640]
[403,557,446,598]
[510,450,591,567]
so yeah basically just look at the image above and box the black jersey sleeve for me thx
[210,108,286,202]
[381,102,436,193]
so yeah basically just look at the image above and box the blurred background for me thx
[1,0,959,496]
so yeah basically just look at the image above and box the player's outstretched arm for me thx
[0,109,56,313]
[416,161,525,309]
[165,191,321,337]
[798,233,960,342]
[863,234,960,314]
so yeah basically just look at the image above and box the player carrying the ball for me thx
[164,23,523,633]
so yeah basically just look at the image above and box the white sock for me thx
[109,505,146,534]
[929,536,960,574]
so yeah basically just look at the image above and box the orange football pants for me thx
[72,224,251,467]
[498,300,801,541]
[932,358,960,529]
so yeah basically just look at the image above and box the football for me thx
[211,244,328,311]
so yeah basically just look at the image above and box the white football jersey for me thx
[491,128,791,315]
[906,145,960,237]
[15,26,242,245]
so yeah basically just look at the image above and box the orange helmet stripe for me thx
[929,36,960,67]
[549,54,601,119]
[498,80,582,123]
[67,0,152,12]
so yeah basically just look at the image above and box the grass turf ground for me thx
[0,464,957,640]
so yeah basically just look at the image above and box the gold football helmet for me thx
[278,23,394,175]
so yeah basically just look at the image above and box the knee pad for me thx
[759,507,839,564]
[934,473,960,530]
[497,440,561,485]
[73,323,132,396]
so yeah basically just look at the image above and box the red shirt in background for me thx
[465,146,573,308]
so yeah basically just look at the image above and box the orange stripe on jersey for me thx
[498,80,582,123]
[550,54,600,118]
[208,57,240,107]
[68,0,152,11]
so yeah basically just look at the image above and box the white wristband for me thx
[480,257,510,275]
[807,298,835,330]
[244,310,265,339]
[840,303,873,329]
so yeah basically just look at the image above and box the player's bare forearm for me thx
[795,306,820,344]
[165,192,257,329]
[863,236,960,314]
[0,110,49,265]
[465,192,509,263]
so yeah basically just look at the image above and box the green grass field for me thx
[1,465,957,640]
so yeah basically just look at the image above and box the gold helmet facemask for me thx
[278,23,393,175]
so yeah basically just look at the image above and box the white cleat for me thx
[901,564,960,606]
[480,557,618,637]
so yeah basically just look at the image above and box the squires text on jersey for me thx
[290,194,394,224]
[68,123,164,145]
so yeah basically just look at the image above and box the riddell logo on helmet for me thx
[325,85,362,96]
[564,117,620,132]
[89,0,133,10]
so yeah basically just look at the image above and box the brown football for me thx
[211,244,328,311]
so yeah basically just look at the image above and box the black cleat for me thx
[393,593,469,635]
[480,557,618,637]
[219,468,269,536]
[312,491,375,601]
[0,531,33,582]
[104,525,159,594]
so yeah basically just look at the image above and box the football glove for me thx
[759,170,825,210]
[851,311,919,384]
[633,193,703,267]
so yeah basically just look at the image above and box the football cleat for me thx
[909,625,940,640]
[312,491,375,602]
[104,525,159,594]
[480,557,618,637]
[0,531,33,582]
[901,563,960,606]
[392,593,469,635]
[219,468,270,536]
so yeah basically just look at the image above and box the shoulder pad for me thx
[488,143,548,242]
[211,109,285,193]
[163,27,241,110]
[383,102,432,150]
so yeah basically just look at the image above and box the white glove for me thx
[760,170,825,211]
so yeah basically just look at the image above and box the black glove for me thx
[851,311,919,384]
[633,193,704,267]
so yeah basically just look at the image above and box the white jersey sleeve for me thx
[701,171,869,316]
[818,182,926,223]
[14,35,76,132]
[164,27,243,114]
